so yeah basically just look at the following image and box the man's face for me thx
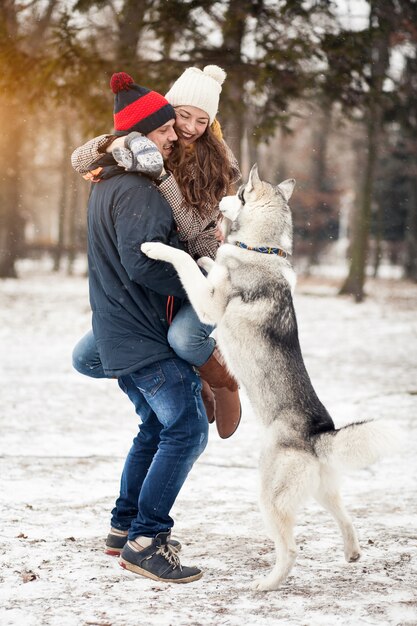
[147,119,177,160]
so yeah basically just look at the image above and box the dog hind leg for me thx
[252,510,297,592]
[252,454,318,591]
[315,469,361,563]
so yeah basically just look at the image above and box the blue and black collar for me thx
[234,241,289,258]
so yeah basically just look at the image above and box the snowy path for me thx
[0,265,416,626]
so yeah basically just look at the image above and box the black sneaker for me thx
[105,530,129,556]
[119,532,203,583]
[105,529,181,556]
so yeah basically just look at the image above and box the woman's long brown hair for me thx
[166,126,236,217]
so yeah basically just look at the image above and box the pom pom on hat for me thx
[110,71,175,135]
[110,72,134,94]
[165,64,227,124]
[203,65,226,85]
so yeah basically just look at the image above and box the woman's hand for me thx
[106,136,124,153]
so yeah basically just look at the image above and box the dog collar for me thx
[234,241,289,258]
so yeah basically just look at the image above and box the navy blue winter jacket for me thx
[87,171,187,377]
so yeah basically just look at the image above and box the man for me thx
[86,72,207,583]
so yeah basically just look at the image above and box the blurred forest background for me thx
[0,0,416,301]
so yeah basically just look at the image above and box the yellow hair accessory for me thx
[210,118,223,141]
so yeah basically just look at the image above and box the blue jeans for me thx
[72,328,106,378]
[113,358,208,538]
[72,304,215,378]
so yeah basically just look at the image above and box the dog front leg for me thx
[197,256,215,273]
[141,242,221,325]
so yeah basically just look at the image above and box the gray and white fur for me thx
[141,164,400,591]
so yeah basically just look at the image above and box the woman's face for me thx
[174,105,210,145]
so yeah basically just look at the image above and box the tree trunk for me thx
[340,111,379,301]
[218,0,250,165]
[339,2,391,301]
[404,153,417,281]
[67,170,80,276]
[53,122,71,272]
[373,198,383,278]
[0,0,59,278]
[116,0,148,70]
[309,105,331,266]
[0,100,24,278]
[222,75,243,165]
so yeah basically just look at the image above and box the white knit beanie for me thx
[165,65,226,124]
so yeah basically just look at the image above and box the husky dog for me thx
[141,164,397,591]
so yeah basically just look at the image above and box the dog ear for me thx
[247,163,261,192]
[277,178,296,202]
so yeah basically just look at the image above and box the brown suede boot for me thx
[201,378,215,424]
[198,347,241,439]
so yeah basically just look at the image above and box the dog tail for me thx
[313,419,402,471]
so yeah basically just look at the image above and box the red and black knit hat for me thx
[110,72,175,135]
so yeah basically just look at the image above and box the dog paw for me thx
[347,550,361,563]
[141,242,169,261]
[197,256,214,272]
[251,576,281,592]
[344,541,361,563]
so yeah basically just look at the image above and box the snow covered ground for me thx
[0,261,416,626]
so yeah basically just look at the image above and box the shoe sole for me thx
[119,558,203,583]
[218,404,242,439]
[105,547,122,556]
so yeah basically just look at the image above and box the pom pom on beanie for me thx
[165,64,227,124]
[202,65,226,86]
[110,72,134,94]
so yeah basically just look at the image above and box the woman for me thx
[71,65,241,439]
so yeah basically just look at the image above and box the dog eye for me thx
[238,186,246,205]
